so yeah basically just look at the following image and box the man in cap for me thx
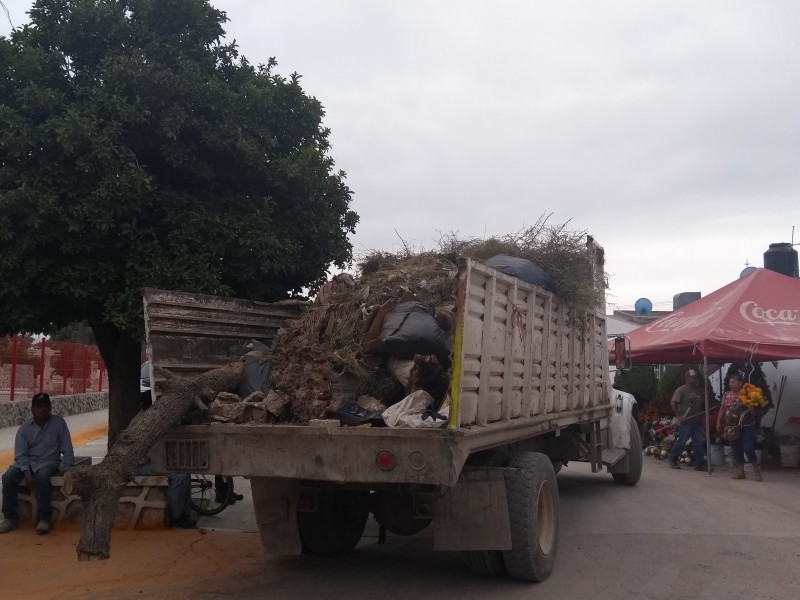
[668,369,708,470]
[0,393,74,534]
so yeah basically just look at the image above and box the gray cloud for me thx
[3,0,798,307]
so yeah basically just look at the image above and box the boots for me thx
[751,460,763,482]
[732,463,746,479]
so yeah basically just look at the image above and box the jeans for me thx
[731,425,758,464]
[669,421,706,465]
[133,463,191,520]
[2,464,60,523]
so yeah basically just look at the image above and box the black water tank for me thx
[763,243,799,278]
[673,292,701,310]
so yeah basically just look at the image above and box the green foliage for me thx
[49,321,96,344]
[0,0,358,340]
[613,365,657,403]
[656,365,685,398]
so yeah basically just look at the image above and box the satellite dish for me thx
[740,266,757,278]
[634,297,653,316]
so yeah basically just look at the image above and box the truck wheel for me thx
[612,416,643,486]
[463,449,509,577]
[502,452,559,582]
[298,489,370,557]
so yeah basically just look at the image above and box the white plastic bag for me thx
[382,390,449,428]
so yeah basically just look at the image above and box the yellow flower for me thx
[739,383,766,408]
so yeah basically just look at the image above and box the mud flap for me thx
[432,468,511,551]
[251,477,301,555]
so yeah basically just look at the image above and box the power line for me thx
[0,1,14,31]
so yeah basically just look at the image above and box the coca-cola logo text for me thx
[739,301,799,326]
[645,308,723,333]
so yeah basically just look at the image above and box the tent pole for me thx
[703,356,712,476]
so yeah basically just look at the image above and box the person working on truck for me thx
[137,365,197,528]
[0,393,74,535]
[132,461,197,528]
[668,369,707,470]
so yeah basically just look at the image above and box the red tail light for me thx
[376,450,395,471]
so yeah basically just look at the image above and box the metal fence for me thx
[0,334,108,401]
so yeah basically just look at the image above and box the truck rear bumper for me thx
[149,406,611,486]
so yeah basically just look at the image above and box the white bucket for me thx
[709,444,725,467]
[723,445,735,466]
[780,444,799,468]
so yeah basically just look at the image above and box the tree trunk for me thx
[63,359,245,560]
[89,319,143,445]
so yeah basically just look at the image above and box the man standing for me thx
[0,393,74,534]
[668,369,707,470]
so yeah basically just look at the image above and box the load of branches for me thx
[263,215,604,424]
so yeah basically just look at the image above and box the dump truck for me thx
[145,237,641,582]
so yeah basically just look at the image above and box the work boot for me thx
[35,520,50,535]
[732,463,746,480]
[172,514,198,529]
[668,460,680,469]
[0,520,18,533]
[751,461,763,482]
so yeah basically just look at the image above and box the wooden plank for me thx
[501,283,518,421]
[476,274,497,426]
[521,288,535,418]
[541,295,553,415]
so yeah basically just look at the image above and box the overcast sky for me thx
[3,1,799,311]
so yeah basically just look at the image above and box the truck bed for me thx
[146,243,611,486]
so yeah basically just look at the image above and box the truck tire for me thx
[502,452,559,582]
[612,416,643,486]
[298,489,370,557]
[463,449,509,577]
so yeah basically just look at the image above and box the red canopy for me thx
[610,268,800,364]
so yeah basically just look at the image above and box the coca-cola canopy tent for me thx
[610,268,800,365]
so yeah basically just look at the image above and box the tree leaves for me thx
[0,0,358,339]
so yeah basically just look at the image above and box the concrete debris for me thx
[215,392,242,404]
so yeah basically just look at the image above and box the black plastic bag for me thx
[381,301,451,367]
[485,254,556,292]
[238,340,273,397]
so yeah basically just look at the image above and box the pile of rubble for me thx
[204,220,602,428]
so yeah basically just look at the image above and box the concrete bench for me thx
[16,457,169,529]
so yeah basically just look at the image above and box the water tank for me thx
[763,243,799,278]
[673,292,701,310]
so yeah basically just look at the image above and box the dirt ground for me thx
[0,524,267,600]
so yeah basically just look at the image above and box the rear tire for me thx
[612,416,643,486]
[502,452,559,582]
[298,489,370,557]
[463,449,509,577]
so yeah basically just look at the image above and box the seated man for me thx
[1,392,74,534]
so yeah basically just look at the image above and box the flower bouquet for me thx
[739,383,768,408]
[722,384,768,442]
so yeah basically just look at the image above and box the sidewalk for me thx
[0,409,257,532]
[0,409,262,599]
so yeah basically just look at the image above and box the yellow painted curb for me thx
[0,422,108,470]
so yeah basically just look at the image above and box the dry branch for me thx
[64,359,246,560]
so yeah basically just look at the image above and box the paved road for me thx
[3,414,799,599]
[209,460,800,600]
